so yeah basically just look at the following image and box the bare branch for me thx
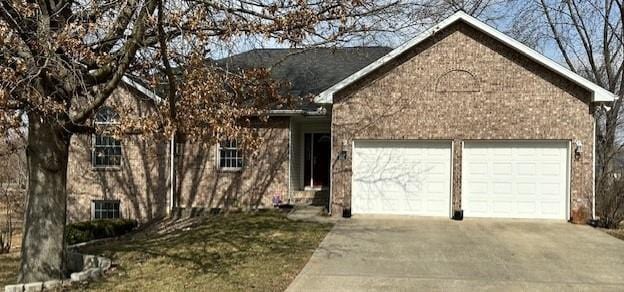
[539,0,578,72]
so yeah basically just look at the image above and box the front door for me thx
[304,133,331,189]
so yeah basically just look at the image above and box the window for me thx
[92,107,122,168]
[92,200,121,219]
[218,140,243,170]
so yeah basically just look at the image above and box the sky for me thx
[206,1,570,70]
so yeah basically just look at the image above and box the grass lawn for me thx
[75,211,332,291]
[0,230,21,287]
[0,251,19,287]
[605,228,624,241]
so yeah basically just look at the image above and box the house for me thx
[66,11,616,223]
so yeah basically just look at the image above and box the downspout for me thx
[169,132,176,213]
[288,117,292,204]
[328,122,333,216]
[592,117,596,220]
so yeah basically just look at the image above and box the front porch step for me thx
[290,190,329,207]
[287,205,334,223]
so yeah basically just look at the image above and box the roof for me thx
[121,47,391,105]
[217,47,391,97]
[315,11,617,104]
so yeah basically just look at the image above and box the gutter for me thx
[268,107,328,116]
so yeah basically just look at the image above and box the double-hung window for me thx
[218,140,243,170]
[91,200,121,219]
[92,107,122,168]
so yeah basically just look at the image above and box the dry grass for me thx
[74,211,332,291]
[0,252,19,287]
[0,231,21,287]
[605,228,624,241]
[0,212,331,291]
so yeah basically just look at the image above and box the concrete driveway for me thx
[287,216,624,291]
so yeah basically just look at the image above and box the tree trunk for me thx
[18,113,71,283]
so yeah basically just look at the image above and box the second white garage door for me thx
[352,140,451,216]
[462,141,569,219]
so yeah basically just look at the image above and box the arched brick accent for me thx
[435,69,480,92]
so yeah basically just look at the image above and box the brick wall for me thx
[176,117,290,210]
[67,86,170,223]
[67,86,290,222]
[331,22,595,221]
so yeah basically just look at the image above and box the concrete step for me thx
[290,190,329,207]
[293,205,325,215]
[287,205,334,223]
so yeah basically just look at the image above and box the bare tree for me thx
[0,178,14,254]
[0,0,499,283]
[0,137,26,254]
[507,0,623,227]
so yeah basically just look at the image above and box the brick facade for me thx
[66,86,289,222]
[67,86,170,222]
[176,117,290,210]
[331,22,595,221]
[66,21,599,223]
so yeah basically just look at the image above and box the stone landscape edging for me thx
[4,252,112,292]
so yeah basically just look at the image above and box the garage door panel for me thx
[541,163,563,176]
[517,201,537,214]
[466,199,488,213]
[466,181,488,193]
[517,163,537,175]
[493,182,512,194]
[517,183,536,194]
[463,141,568,220]
[492,200,513,213]
[352,140,451,216]
[492,163,513,175]
[427,181,447,193]
[467,164,488,175]
[492,147,512,156]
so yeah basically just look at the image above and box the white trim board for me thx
[315,11,616,104]
[121,76,164,103]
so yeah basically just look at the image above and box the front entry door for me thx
[304,133,331,188]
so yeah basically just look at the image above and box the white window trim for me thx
[92,108,123,170]
[216,140,244,171]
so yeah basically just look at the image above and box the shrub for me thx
[66,219,137,245]
[596,173,624,229]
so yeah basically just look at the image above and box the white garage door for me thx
[462,141,569,219]
[352,140,451,216]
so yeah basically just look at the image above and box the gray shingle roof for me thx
[217,47,392,97]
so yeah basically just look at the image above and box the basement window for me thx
[218,139,244,170]
[91,200,121,220]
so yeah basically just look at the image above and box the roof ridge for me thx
[228,46,392,56]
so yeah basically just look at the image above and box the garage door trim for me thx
[460,140,571,220]
[351,139,454,218]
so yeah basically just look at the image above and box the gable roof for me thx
[315,11,617,104]
[218,47,391,97]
